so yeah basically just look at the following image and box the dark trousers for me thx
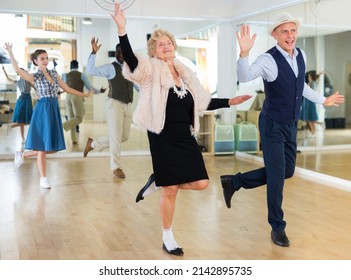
[236,114,297,232]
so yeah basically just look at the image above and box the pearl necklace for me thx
[173,77,188,99]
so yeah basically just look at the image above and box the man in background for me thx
[83,38,134,179]
[61,60,106,144]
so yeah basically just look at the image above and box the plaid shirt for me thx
[15,78,32,94]
[34,69,60,98]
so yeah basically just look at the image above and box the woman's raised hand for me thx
[111,2,126,35]
[3,42,13,54]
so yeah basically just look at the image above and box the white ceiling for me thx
[244,0,351,37]
[0,0,350,37]
[0,0,307,20]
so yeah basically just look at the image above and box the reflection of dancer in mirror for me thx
[84,37,135,179]
[4,43,93,189]
[299,70,322,134]
[2,65,35,143]
[112,3,252,256]
[61,60,106,144]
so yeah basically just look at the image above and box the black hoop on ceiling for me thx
[94,0,135,11]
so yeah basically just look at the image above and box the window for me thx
[27,16,76,32]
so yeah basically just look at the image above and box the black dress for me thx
[119,34,229,187]
[148,87,207,186]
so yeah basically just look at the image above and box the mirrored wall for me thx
[233,0,351,181]
[1,0,351,181]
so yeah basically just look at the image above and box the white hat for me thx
[268,12,302,36]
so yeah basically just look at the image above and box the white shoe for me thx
[40,177,51,189]
[14,151,24,170]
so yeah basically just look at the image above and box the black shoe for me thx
[162,243,184,256]
[271,230,290,247]
[136,174,155,203]
[220,175,236,209]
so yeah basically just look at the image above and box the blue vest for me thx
[261,46,305,124]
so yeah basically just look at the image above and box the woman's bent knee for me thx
[197,179,209,190]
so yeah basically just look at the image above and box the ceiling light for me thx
[82,17,93,25]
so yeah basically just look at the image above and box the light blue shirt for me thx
[86,54,139,92]
[237,44,326,104]
[86,53,117,80]
[61,69,100,94]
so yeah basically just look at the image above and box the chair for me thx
[0,100,13,135]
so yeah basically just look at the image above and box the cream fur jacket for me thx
[122,54,211,135]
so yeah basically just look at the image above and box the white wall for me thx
[78,18,114,122]
[325,31,351,120]
[0,0,308,21]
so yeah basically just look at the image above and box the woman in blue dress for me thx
[299,71,320,134]
[4,43,93,189]
[2,65,34,143]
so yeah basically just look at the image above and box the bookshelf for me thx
[197,111,214,155]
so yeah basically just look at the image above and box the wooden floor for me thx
[1,121,351,180]
[1,153,351,260]
[1,120,351,260]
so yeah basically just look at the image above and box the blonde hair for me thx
[147,28,177,57]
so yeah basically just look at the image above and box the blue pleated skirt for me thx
[299,98,318,122]
[12,93,33,124]
[25,97,66,151]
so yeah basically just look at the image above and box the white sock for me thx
[163,227,180,250]
[143,182,161,197]
[91,141,95,148]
